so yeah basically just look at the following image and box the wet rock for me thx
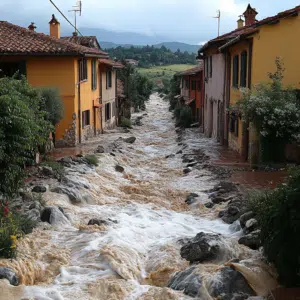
[207,266,255,300]
[180,232,221,263]
[124,136,136,144]
[211,182,238,193]
[41,206,70,225]
[29,201,42,211]
[32,185,47,193]
[110,152,116,157]
[20,191,34,202]
[0,267,19,286]
[185,193,198,205]
[168,266,202,297]
[95,145,105,154]
[240,211,255,229]
[205,202,215,209]
[88,218,108,226]
[229,220,242,233]
[115,165,125,173]
[182,157,190,163]
[51,186,91,204]
[183,167,192,174]
[212,196,228,204]
[166,154,175,159]
[221,206,241,224]
[238,230,261,250]
[245,219,259,233]
[177,150,183,154]
[40,166,54,177]
[247,297,264,300]
[59,156,73,166]
[187,162,198,168]
[26,208,41,222]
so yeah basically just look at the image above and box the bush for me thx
[174,105,193,128]
[40,160,65,177]
[120,118,132,129]
[84,155,99,166]
[39,87,64,126]
[0,201,36,258]
[0,76,52,198]
[248,167,300,287]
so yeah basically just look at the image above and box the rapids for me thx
[0,94,273,299]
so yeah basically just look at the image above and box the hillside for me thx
[154,42,199,54]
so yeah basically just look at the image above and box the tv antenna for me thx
[213,10,221,37]
[69,0,82,35]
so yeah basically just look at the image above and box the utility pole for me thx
[68,1,82,35]
[213,10,221,37]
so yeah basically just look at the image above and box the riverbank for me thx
[0,94,280,300]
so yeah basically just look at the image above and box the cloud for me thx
[0,0,299,44]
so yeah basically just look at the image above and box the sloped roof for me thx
[61,35,102,50]
[99,58,124,69]
[0,21,108,57]
[200,5,300,52]
[176,62,203,77]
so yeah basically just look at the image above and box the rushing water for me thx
[0,94,275,300]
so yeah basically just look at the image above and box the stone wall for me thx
[55,119,77,148]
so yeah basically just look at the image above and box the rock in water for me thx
[180,232,222,263]
[239,211,255,229]
[204,202,215,209]
[95,145,105,153]
[244,219,259,233]
[124,137,136,144]
[88,218,108,226]
[207,266,255,300]
[51,186,91,204]
[238,230,261,250]
[168,266,202,297]
[41,206,70,226]
[115,165,125,173]
[183,168,192,174]
[0,267,19,286]
[32,185,47,193]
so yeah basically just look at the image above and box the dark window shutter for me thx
[233,55,239,87]
[18,61,27,77]
[240,51,247,87]
[210,56,212,78]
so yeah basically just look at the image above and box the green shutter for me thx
[240,51,247,87]
[18,61,27,78]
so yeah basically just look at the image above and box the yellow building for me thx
[202,4,300,163]
[0,15,108,147]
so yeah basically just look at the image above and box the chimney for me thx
[237,16,244,29]
[243,4,258,26]
[28,22,36,31]
[72,31,78,37]
[49,14,60,39]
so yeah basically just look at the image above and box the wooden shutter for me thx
[240,51,247,87]
[233,55,239,87]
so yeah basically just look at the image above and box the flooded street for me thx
[1,94,274,300]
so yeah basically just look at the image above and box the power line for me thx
[49,0,83,36]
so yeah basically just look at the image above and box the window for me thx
[191,80,196,90]
[105,103,111,121]
[0,61,26,78]
[197,80,201,91]
[82,110,90,128]
[206,57,209,78]
[185,79,189,89]
[240,51,248,88]
[106,70,112,89]
[91,59,97,90]
[209,56,212,78]
[78,58,88,82]
[232,55,239,88]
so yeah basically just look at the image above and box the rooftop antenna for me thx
[69,0,82,35]
[213,10,221,37]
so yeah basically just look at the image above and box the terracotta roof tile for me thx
[176,62,203,76]
[99,58,124,68]
[201,5,300,51]
[61,35,102,50]
[0,21,108,57]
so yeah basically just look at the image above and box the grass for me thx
[84,155,99,166]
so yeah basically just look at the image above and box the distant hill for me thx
[154,42,199,54]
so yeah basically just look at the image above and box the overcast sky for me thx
[1,0,299,44]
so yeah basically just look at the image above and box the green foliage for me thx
[120,118,132,128]
[40,160,65,177]
[39,87,64,126]
[118,64,153,112]
[174,105,193,128]
[248,167,300,287]
[106,45,196,68]
[84,155,99,166]
[169,75,181,110]
[0,76,52,198]
[0,201,36,258]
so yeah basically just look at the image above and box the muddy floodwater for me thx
[0,94,276,300]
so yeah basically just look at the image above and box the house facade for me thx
[177,64,204,126]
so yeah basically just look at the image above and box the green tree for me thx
[0,76,52,197]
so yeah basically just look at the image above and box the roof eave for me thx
[0,52,85,57]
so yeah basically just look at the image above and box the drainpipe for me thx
[78,81,82,144]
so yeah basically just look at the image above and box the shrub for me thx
[174,105,193,128]
[39,87,64,126]
[0,76,52,198]
[84,155,99,166]
[120,118,132,129]
[40,159,65,177]
[248,167,300,287]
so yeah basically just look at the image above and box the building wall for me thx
[204,51,225,140]
[100,65,117,130]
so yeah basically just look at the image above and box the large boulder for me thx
[180,232,222,263]
[240,211,256,229]
[123,137,136,144]
[207,266,255,300]
[40,206,70,226]
[238,230,261,250]
[88,218,108,226]
[221,206,241,224]
[244,219,259,234]
[0,267,19,286]
[51,186,91,204]
[168,266,202,297]
[32,185,47,193]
